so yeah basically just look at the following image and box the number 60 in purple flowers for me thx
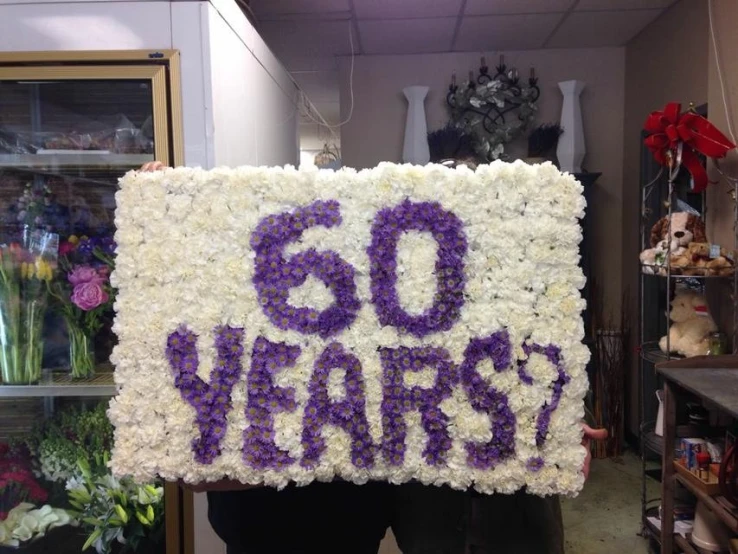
[251,200,362,338]
[252,199,467,338]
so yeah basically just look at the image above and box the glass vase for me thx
[0,293,45,385]
[0,230,57,385]
[68,322,95,379]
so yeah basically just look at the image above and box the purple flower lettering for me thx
[251,201,361,338]
[518,343,571,449]
[459,331,516,469]
[526,456,544,472]
[368,200,467,338]
[243,336,300,470]
[166,325,245,465]
[301,343,375,469]
[379,346,458,466]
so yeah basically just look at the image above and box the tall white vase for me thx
[556,80,586,174]
[402,86,430,165]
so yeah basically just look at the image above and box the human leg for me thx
[465,491,564,554]
[390,482,468,554]
[209,481,391,554]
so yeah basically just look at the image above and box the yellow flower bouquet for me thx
[0,229,58,385]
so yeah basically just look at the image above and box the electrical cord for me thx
[708,0,737,146]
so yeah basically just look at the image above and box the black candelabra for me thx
[446,55,540,136]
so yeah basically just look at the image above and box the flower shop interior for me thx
[0,0,738,553]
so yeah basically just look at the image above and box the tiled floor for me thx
[562,451,658,554]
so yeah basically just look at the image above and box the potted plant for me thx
[27,403,113,487]
[24,403,165,554]
[68,459,164,554]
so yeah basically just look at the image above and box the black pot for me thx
[113,538,165,554]
[0,529,164,554]
[0,526,86,554]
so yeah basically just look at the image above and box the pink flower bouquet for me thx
[50,236,115,379]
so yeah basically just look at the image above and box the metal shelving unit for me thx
[0,370,115,397]
[0,152,153,168]
[641,342,680,366]
[659,361,738,553]
[637,105,738,545]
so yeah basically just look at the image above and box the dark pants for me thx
[392,483,564,554]
[212,482,563,554]
[210,481,389,554]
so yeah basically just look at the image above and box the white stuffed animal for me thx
[659,288,717,357]
[639,239,668,275]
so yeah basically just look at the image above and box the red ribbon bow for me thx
[643,102,735,192]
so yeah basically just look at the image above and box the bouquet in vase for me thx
[0,228,58,385]
[51,236,115,379]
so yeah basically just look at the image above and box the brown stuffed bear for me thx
[640,212,707,274]
[682,243,735,276]
[669,242,735,276]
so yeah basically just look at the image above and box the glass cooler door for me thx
[0,58,183,554]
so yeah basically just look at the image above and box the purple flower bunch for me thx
[380,346,458,467]
[164,321,571,474]
[76,236,115,260]
[460,332,517,469]
[368,200,467,338]
[527,344,570,449]
[243,337,299,469]
[251,201,361,338]
[517,342,571,471]
[166,326,244,465]
[301,343,374,469]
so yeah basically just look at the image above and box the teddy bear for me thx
[670,242,736,276]
[689,242,735,276]
[640,212,707,275]
[659,288,718,357]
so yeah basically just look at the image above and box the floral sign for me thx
[109,162,589,496]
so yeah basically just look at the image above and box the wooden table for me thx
[657,356,738,554]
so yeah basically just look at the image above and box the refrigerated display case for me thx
[0,50,189,554]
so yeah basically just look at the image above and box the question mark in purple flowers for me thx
[517,343,570,471]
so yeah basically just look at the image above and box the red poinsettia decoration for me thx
[643,102,735,192]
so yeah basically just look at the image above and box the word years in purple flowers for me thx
[164,199,569,472]
[166,327,568,472]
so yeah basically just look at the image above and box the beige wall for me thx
[338,48,626,317]
[621,0,709,436]
[706,0,738,356]
[706,0,738,246]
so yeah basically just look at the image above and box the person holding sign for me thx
[136,161,606,554]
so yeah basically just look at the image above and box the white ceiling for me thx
[245,0,677,146]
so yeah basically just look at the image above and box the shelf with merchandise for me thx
[0,369,115,398]
[0,152,153,170]
[636,102,738,544]
[640,264,734,279]
[640,341,681,365]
